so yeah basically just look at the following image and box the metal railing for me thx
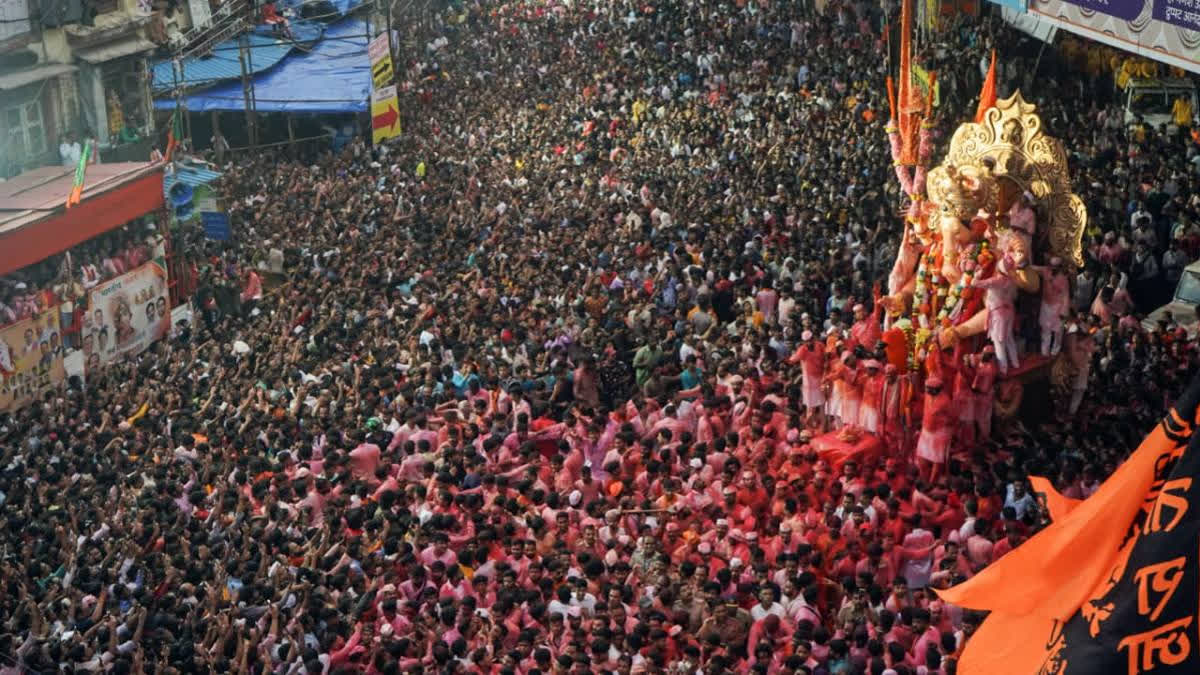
[177,0,254,62]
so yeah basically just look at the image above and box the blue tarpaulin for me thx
[154,19,370,114]
[150,21,326,93]
[163,165,224,200]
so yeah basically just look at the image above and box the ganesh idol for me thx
[880,91,1086,376]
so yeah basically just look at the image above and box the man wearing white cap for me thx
[788,328,825,426]
[702,517,731,548]
[1034,255,1070,355]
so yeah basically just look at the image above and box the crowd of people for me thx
[0,220,167,333]
[2,0,1200,673]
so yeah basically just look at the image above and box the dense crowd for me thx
[2,0,1200,673]
[0,221,166,332]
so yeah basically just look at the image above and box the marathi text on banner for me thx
[1153,0,1200,31]
[0,309,67,410]
[82,259,171,372]
[1060,0,1144,20]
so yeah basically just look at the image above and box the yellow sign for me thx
[368,33,394,90]
[371,84,401,144]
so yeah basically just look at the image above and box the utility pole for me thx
[237,34,258,146]
[386,0,399,89]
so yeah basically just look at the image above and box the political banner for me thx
[82,259,171,371]
[939,374,1200,675]
[0,309,67,411]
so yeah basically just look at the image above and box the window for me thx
[1177,269,1200,305]
[103,59,149,137]
[4,99,46,164]
[0,0,31,42]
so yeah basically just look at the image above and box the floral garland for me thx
[907,238,995,365]
[910,248,941,330]
[936,240,993,328]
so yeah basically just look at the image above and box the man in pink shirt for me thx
[347,433,381,483]
[419,532,459,567]
[789,330,826,426]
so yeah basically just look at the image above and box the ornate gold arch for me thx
[941,91,1087,267]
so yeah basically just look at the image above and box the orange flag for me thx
[938,417,1172,620]
[1028,475,1083,522]
[940,385,1200,675]
[974,50,997,124]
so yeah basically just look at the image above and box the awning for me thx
[150,22,325,93]
[154,18,369,114]
[1000,7,1058,43]
[0,163,165,276]
[163,165,223,200]
[0,64,78,91]
[75,37,157,64]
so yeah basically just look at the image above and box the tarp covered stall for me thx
[154,19,370,114]
[0,163,165,276]
[149,21,326,93]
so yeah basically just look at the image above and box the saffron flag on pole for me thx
[938,375,1200,674]
[164,109,182,162]
[64,139,93,209]
[974,49,997,124]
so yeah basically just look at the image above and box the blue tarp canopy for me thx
[150,21,325,93]
[154,19,369,114]
[163,164,223,200]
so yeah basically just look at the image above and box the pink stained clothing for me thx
[974,272,1019,372]
[1038,269,1069,330]
[841,366,862,426]
[418,545,459,568]
[242,270,264,302]
[848,305,882,352]
[880,376,903,434]
[965,533,994,569]
[573,367,600,408]
[790,344,826,402]
[755,288,779,322]
[348,442,381,481]
[915,390,954,465]
[859,372,885,433]
[372,475,400,500]
[969,358,999,429]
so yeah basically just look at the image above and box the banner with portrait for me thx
[82,259,171,372]
[0,310,67,410]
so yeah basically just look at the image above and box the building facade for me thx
[0,0,199,177]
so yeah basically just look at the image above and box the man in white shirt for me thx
[60,134,82,166]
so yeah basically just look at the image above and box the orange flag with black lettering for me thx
[939,376,1200,674]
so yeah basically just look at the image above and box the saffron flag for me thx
[1028,475,1082,522]
[64,139,93,209]
[164,109,183,162]
[939,375,1200,674]
[975,50,997,124]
